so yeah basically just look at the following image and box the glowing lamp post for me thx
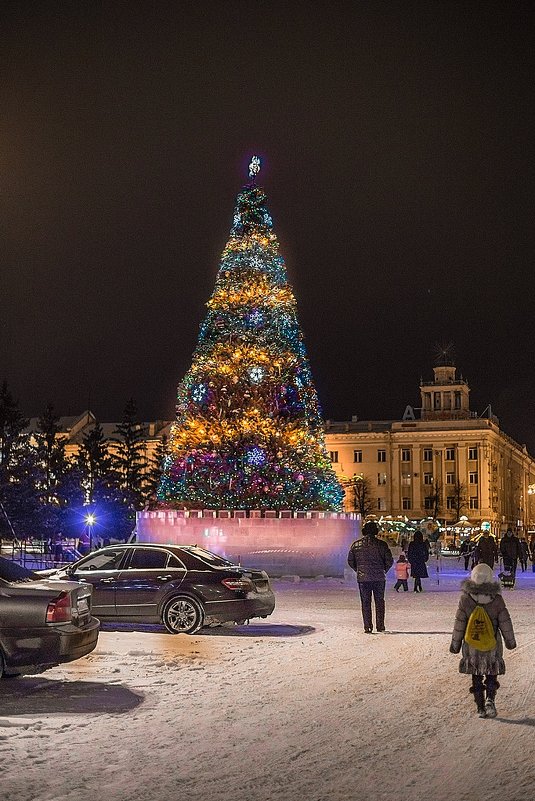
[85,513,96,552]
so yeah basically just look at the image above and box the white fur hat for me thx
[470,563,494,584]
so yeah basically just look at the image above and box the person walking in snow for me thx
[474,529,498,569]
[449,563,516,718]
[499,528,521,578]
[407,531,429,592]
[393,553,410,592]
[347,520,394,633]
[530,533,535,573]
[519,537,529,572]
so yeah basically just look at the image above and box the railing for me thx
[140,509,359,520]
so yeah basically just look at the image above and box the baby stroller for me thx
[498,561,516,589]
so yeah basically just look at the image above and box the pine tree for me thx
[0,382,41,539]
[112,398,147,508]
[159,157,343,511]
[77,421,114,504]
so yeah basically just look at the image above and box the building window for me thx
[434,392,441,410]
[401,472,411,486]
[377,450,386,462]
[424,497,433,510]
[445,448,455,461]
[402,497,411,510]
[446,496,456,510]
[354,450,362,463]
[377,473,387,486]
[424,473,433,485]
[469,472,478,484]
[468,446,478,460]
[401,449,411,462]
[329,451,338,464]
[377,497,386,511]
[423,393,431,410]
[470,497,479,509]
[423,449,433,462]
[444,393,451,410]
[454,391,461,409]
[446,472,455,484]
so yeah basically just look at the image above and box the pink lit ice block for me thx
[136,511,360,576]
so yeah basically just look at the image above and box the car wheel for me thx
[162,595,204,634]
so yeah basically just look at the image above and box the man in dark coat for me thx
[475,530,498,569]
[499,528,522,576]
[347,520,394,633]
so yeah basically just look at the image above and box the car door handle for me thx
[157,575,172,581]
[99,577,115,584]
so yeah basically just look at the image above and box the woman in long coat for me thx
[407,531,429,592]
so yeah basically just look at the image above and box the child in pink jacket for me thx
[394,553,410,592]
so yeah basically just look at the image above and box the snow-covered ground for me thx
[2,558,534,801]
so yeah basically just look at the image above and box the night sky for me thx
[2,2,534,450]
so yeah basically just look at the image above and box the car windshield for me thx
[0,556,37,582]
[182,546,234,567]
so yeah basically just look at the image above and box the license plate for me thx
[77,597,90,613]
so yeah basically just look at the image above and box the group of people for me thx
[347,521,518,719]
[460,528,535,575]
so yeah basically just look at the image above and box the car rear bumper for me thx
[204,592,276,623]
[1,618,100,674]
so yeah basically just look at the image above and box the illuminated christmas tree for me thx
[158,157,343,511]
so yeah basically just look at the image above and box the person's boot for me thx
[485,678,499,718]
[470,682,486,717]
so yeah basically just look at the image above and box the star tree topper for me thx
[249,155,261,180]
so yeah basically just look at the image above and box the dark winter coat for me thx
[519,540,529,561]
[450,578,516,675]
[407,540,429,578]
[475,535,498,568]
[347,535,394,583]
[500,534,522,562]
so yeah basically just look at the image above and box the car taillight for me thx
[221,578,253,592]
[46,592,73,623]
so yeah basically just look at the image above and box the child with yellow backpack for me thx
[449,563,516,718]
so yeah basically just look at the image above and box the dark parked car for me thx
[42,544,276,634]
[0,557,99,678]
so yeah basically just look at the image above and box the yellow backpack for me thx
[465,604,497,651]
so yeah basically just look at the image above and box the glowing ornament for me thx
[246,446,266,467]
[249,366,264,384]
[191,383,207,402]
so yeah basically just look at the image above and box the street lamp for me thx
[85,513,96,551]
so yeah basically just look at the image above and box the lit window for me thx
[424,473,433,485]
[401,472,411,486]
[377,473,387,486]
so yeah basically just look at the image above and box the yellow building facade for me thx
[324,364,535,536]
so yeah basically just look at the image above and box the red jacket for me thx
[394,561,410,580]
